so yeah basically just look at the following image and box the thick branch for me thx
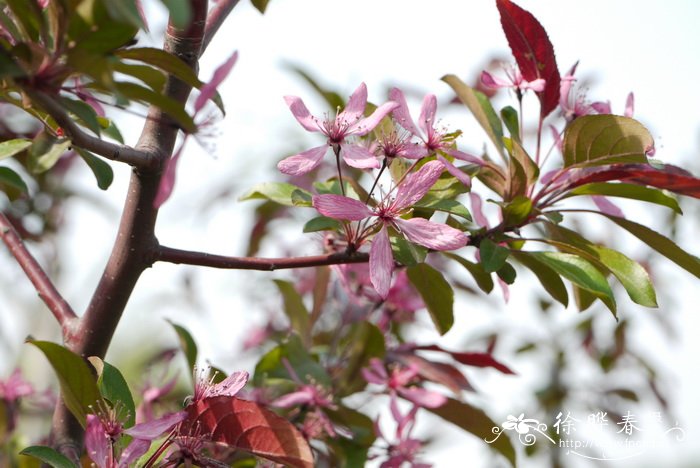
[0,213,78,335]
[157,245,369,270]
[202,0,241,53]
[25,90,156,169]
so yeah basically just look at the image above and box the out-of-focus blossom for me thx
[362,358,446,409]
[480,65,546,92]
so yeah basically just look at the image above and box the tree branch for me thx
[0,212,78,336]
[25,90,156,170]
[157,245,369,270]
[202,0,242,54]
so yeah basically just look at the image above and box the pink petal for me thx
[118,439,150,468]
[498,277,510,303]
[341,144,380,169]
[522,78,546,92]
[591,195,625,218]
[469,192,489,228]
[393,217,467,250]
[312,194,373,221]
[284,95,322,133]
[437,155,471,187]
[418,94,437,139]
[85,415,110,468]
[341,82,368,122]
[271,389,314,408]
[559,62,579,109]
[444,148,485,166]
[389,88,421,137]
[625,92,635,118]
[154,141,185,209]
[350,101,400,137]
[124,411,186,440]
[370,226,393,299]
[480,71,511,89]
[194,51,238,114]
[277,145,327,175]
[591,100,611,114]
[398,387,447,408]
[392,160,444,211]
[206,371,248,398]
[402,143,429,159]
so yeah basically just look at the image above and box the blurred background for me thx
[1,1,699,466]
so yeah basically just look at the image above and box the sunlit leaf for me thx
[28,136,72,174]
[501,106,519,142]
[510,251,568,306]
[302,216,340,233]
[414,195,472,220]
[562,115,653,168]
[0,139,32,160]
[407,263,454,335]
[565,182,682,213]
[239,182,312,207]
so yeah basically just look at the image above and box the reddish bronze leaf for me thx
[414,344,516,375]
[496,0,561,118]
[557,164,700,199]
[182,396,313,468]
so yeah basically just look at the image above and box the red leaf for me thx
[392,352,474,394]
[182,396,313,468]
[496,0,561,118]
[557,164,700,199]
[414,344,516,375]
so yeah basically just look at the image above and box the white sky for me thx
[2,1,700,466]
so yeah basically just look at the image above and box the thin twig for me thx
[202,0,242,54]
[0,213,78,333]
[25,90,156,169]
[157,245,369,270]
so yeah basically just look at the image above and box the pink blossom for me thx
[480,65,546,92]
[374,402,432,468]
[390,88,483,186]
[362,358,446,409]
[313,161,467,298]
[278,83,399,175]
[192,368,248,402]
[0,368,33,402]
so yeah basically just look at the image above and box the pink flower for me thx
[191,368,248,402]
[278,83,399,175]
[389,88,482,186]
[480,65,546,92]
[362,358,446,409]
[313,160,467,298]
[0,368,33,402]
[374,402,431,468]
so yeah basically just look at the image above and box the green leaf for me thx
[443,252,494,293]
[88,357,136,427]
[335,322,385,396]
[160,0,192,29]
[303,216,340,233]
[562,115,653,168]
[5,0,44,42]
[428,398,516,467]
[510,251,568,306]
[273,280,309,339]
[441,74,504,159]
[113,81,196,133]
[407,263,454,335]
[28,136,72,174]
[19,446,77,468]
[565,182,682,214]
[501,195,533,227]
[527,252,616,315]
[501,106,520,142]
[59,97,102,135]
[98,117,125,143]
[414,196,472,220]
[239,182,312,207]
[103,0,146,30]
[253,334,330,387]
[251,0,271,14]
[496,261,517,284]
[76,149,113,190]
[545,224,657,307]
[508,140,538,197]
[0,167,29,199]
[595,212,700,279]
[0,139,32,160]
[113,62,167,93]
[391,235,427,267]
[28,340,103,427]
[116,47,203,90]
[479,238,509,273]
[168,321,198,373]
